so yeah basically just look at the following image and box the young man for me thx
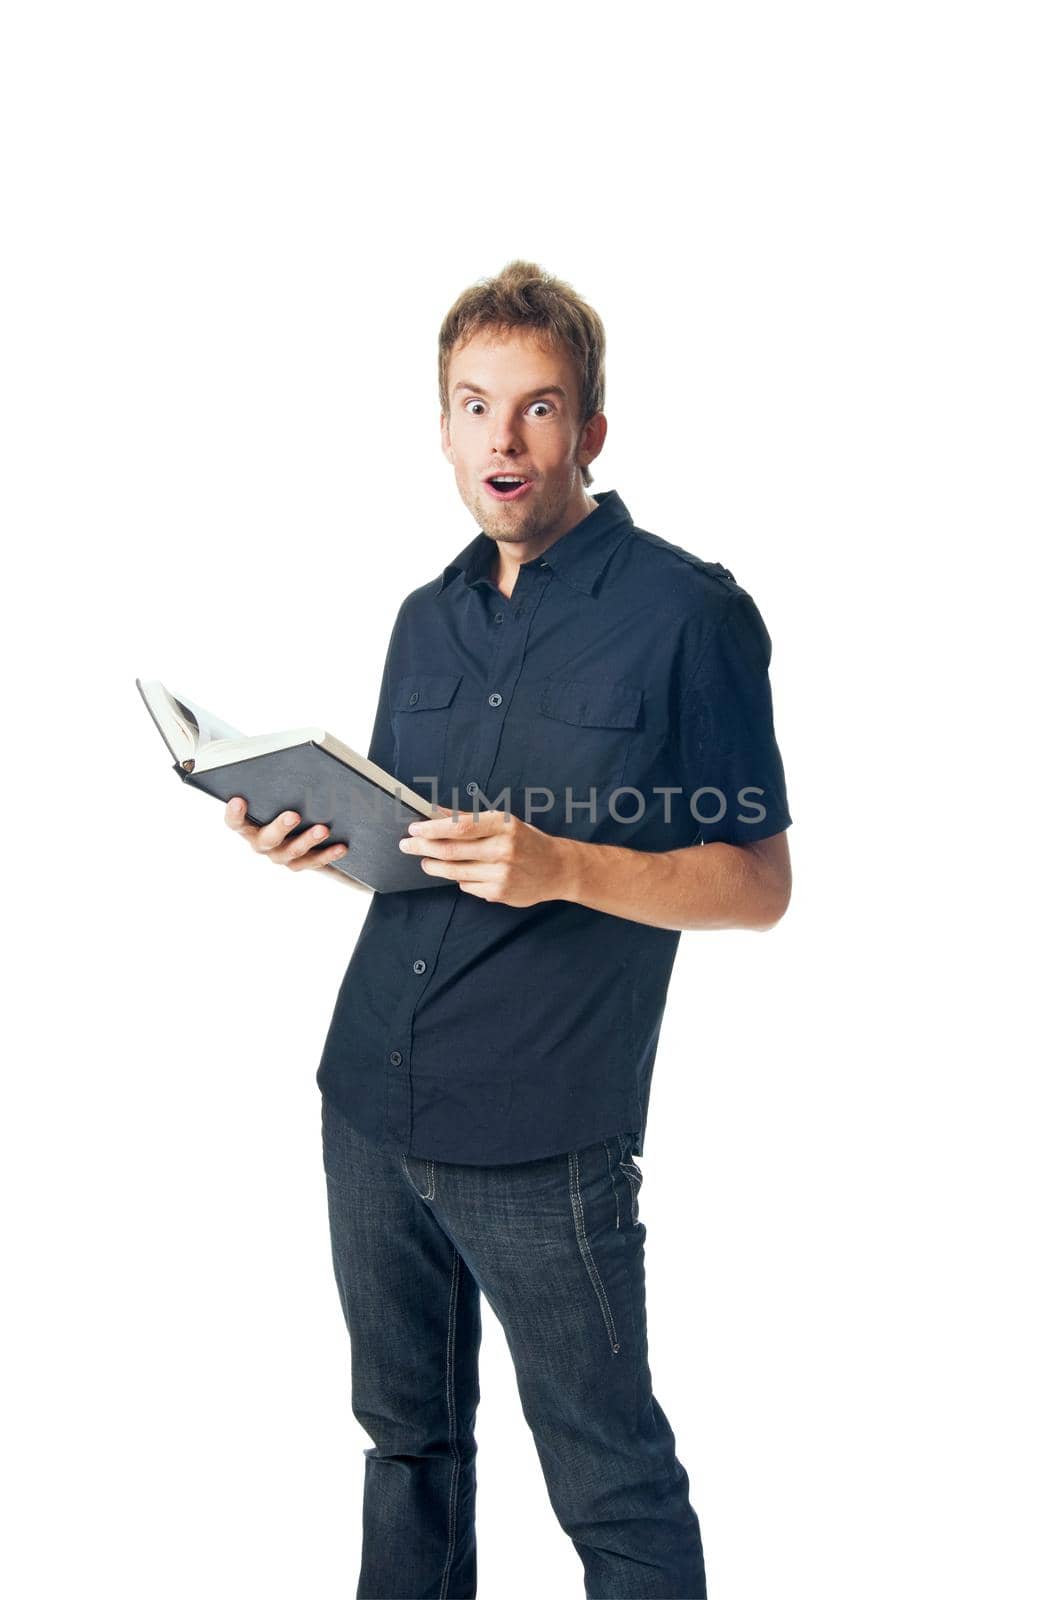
[226,261,791,1598]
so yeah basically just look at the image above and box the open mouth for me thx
[484,476,533,502]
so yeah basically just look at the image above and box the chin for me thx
[476,496,530,532]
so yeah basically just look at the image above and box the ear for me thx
[578,411,608,473]
[440,411,455,462]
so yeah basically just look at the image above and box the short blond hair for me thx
[438,259,606,487]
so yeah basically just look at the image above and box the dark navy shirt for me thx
[316,490,792,1164]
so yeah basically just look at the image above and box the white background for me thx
[3,3,1060,1597]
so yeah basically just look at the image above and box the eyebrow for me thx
[452,382,568,402]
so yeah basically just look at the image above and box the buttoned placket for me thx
[381,557,555,1149]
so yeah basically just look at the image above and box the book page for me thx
[175,694,246,748]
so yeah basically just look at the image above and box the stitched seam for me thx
[619,1160,642,1222]
[604,1139,621,1230]
[400,1153,433,1201]
[439,1248,461,1600]
[569,1151,621,1355]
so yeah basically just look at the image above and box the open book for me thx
[136,678,449,893]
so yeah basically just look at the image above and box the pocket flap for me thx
[539,678,642,730]
[395,673,463,712]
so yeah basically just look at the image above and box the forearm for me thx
[555,836,788,932]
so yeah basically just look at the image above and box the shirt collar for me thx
[434,489,634,599]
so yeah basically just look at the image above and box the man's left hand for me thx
[399,807,571,907]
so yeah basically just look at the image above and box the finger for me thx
[227,796,278,845]
[408,808,506,840]
[401,835,502,861]
[255,810,303,851]
[288,840,350,871]
[418,857,495,880]
[454,879,496,899]
[273,822,332,864]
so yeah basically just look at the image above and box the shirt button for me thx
[412,959,426,974]
[408,691,419,705]
[465,781,478,795]
[389,1050,403,1066]
[494,611,504,623]
[488,692,503,707]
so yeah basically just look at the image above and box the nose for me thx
[489,407,523,457]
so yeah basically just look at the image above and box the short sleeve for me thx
[365,600,411,774]
[675,588,792,845]
[365,662,394,773]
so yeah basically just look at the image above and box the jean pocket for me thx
[617,1133,644,1225]
[569,1144,624,1357]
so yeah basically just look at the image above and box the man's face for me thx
[440,326,606,547]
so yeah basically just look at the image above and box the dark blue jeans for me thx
[321,1093,708,1599]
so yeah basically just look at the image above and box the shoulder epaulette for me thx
[631,527,737,587]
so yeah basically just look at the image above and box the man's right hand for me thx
[224,796,353,874]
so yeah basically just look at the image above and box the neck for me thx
[491,491,599,596]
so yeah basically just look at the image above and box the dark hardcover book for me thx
[136,678,448,893]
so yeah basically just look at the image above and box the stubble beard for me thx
[465,473,581,548]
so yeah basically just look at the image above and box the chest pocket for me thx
[518,677,643,827]
[393,672,462,798]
